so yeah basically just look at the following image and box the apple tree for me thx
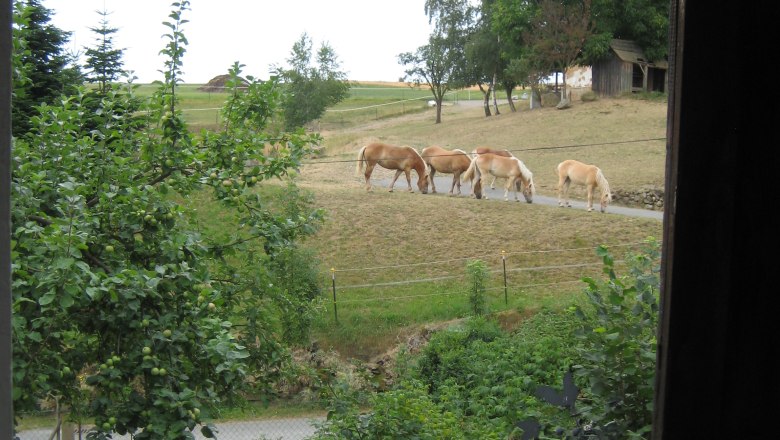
[11,1,324,438]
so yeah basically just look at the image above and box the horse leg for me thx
[404,169,413,192]
[586,185,594,212]
[557,175,568,207]
[364,163,375,191]
[428,167,437,193]
[559,179,572,208]
[490,175,497,189]
[451,172,460,196]
[388,169,403,192]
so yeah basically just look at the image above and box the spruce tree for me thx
[12,0,82,137]
[84,8,125,93]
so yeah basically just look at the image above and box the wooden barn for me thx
[591,39,668,96]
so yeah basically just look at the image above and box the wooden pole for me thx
[502,250,508,305]
[331,268,338,324]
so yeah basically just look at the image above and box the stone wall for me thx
[612,186,665,210]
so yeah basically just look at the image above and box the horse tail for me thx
[462,156,478,183]
[555,161,566,190]
[596,168,612,201]
[355,145,367,176]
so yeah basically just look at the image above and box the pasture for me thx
[294,94,667,360]
[167,84,667,361]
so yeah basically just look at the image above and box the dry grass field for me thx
[292,94,668,360]
[307,95,667,197]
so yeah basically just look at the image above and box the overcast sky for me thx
[43,0,435,84]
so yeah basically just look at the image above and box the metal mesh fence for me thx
[15,416,324,440]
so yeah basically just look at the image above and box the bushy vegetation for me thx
[314,239,660,439]
[12,2,325,438]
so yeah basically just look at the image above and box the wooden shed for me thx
[591,39,667,96]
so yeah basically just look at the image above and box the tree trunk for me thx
[491,72,500,115]
[435,98,443,123]
[504,86,516,112]
[530,87,542,109]
[478,83,491,117]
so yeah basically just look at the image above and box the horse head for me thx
[599,191,612,213]
[417,170,429,194]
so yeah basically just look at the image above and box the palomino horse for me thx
[462,153,535,202]
[471,146,515,189]
[556,159,612,213]
[355,142,429,194]
[421,145,472,195]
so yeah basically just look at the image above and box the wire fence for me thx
[14,414,323,440]
[325,241,647,324]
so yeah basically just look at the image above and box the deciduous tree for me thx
[12,3,324,438]
[274,32,350,131]
[399,0,475,123]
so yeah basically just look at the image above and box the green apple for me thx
[142,346,152,355]
[104,245,114,253]
[162,329,172,338]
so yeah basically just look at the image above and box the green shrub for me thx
[313,380,467,439]
[466,260,488,316]
[571,238,660,438]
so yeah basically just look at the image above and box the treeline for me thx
[398,0,668,121]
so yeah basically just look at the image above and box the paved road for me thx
[385,175,664,220]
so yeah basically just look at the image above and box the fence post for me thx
[331,267,338,324]
[502,250,508,305]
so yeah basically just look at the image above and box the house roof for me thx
[610,39,668,69]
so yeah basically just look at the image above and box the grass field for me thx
[293,92,667,360]
[139,83,667,361]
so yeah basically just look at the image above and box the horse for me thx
[461,153,535,203]
[355,142,429,194]
[471,146,515,189]
[556,159,612,213]
[420,146,472,195]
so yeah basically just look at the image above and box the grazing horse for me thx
[556,159,612,213]
[462,153,535,203]
[421,146,472,195]
[471,146,515,189]
[355,142,429,194]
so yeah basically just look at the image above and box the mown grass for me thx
[158,84,666,361]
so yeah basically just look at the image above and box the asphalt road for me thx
[385,175,664,221]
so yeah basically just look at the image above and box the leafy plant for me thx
[466,259,488,316]
[570,238,660,438]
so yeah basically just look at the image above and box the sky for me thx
[43,0,435,84]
